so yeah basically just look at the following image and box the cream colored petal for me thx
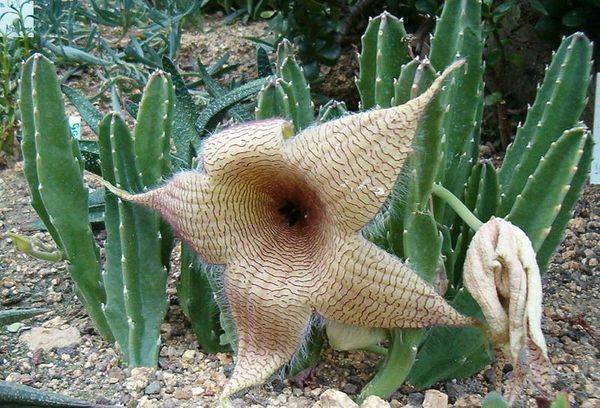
[325,320,386,351]
[494,220,529,363]
[463,218,549,401]
[512,226,547,358]
[199,118,292,178]
[221,263,312,398]
[91,171,227,263]
[314,234,475,329]
[283,61,465,233]
[463,220,509,344]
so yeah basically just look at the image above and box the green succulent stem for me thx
[7,232,64,262]
[432,183,483,231]
[361,344,388,356]
[356,329,421,404]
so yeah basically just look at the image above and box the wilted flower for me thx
[97,60,474,401]
[463,217,549,403]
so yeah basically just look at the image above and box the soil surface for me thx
[1,12,599,408]
[2,162,599,408]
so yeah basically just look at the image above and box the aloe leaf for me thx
[0,381,93,407]
[61,85,102,135]
[195,77,266,136]
[0,308,48,326]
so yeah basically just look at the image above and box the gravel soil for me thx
[1,13,599,408]
[2,163,599,408]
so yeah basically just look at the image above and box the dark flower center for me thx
[278,199,306,227]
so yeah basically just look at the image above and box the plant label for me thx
[0,0,33,37]
[592,73,600,185]
[69,115,82,140]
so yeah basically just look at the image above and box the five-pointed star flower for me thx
[98,59,476,400]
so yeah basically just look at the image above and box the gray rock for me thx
[313,389,359,408]
[407,392,424,406]
[20,326,81,351]
[144,381,161,395]
[445,381,466,403]
[360,395,390,408]
[341,382,358,395]
[423,389,448,407]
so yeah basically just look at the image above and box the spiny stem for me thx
[7,232,64,262]
[361,344,388,356]
[356,329,421,404]
[431,183,483,231]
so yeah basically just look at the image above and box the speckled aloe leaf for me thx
[195,77,266,136]
[162,57,200,166]
[498,33,592,215]
[256,46,273,78]
[197,60,253,123]
[0,380,93,407]
[19,54,112,340]
[78,140,102,175]
[0,308,48,326]
[61,84,102,135]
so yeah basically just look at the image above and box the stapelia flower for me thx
[97,60,475,401]
[463,217,549,403]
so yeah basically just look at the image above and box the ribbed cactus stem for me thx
[393,58,435,106]
[506,127,588,251]
[357,11,410,109]
[536,132,593,271]
[99,110,169,367]
[275,40,313,131]
[430,0,484,214]
[317,100,348,123]
[19,54,112,341]
[498,33,592,214]
[135,71,174,185]
[255,76,291,121]
[177,244,224,353]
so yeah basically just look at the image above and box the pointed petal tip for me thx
[87,172,155,208]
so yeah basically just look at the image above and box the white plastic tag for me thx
[592,73,600,184]
[68,115,82,140]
